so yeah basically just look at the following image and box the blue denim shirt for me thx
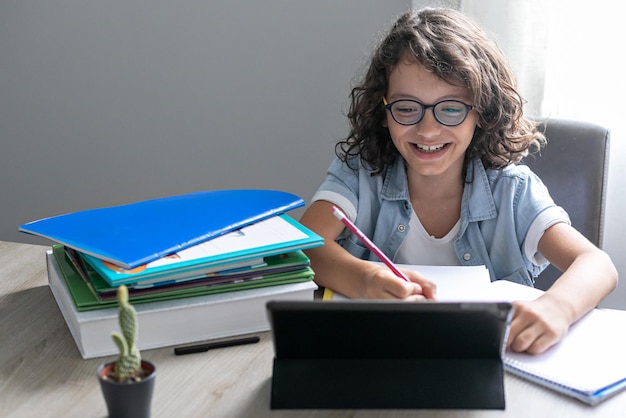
[312,155,570,286]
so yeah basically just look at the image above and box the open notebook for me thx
[489,280,626,405]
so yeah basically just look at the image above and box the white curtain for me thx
[540,1,624,126]
[461,0,625,308]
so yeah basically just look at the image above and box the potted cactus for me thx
[97,285,156,418]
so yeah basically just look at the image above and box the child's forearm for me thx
[544,249,617,325]
[304,241,379,298]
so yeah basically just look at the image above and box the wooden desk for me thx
[1,240,624,417]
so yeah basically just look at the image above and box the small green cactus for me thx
[111,285,142,382]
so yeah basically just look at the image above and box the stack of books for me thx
[21,189,323,359]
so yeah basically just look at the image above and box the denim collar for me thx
[463,159,498,222]
[380,157,411,201]
[381,157,497,222]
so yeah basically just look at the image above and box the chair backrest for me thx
[521,118,610,290]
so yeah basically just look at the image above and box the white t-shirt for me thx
[395,208,568,267]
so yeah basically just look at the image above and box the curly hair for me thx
[336,7,545,176]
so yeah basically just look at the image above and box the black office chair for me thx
[521,118,610,290]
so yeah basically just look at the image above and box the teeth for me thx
[415,143,445,152]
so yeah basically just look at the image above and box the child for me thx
[300,7,617,355]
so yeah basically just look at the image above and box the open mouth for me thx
[412,143,448,153]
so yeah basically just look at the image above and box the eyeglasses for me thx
[383,97,473,127]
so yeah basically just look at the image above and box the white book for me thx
[46,251,317,359]
[323,263,493,301]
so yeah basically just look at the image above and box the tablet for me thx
[267,300,512,409]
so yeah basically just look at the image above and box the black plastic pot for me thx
[97,360,156,418]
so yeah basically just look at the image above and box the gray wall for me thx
[4,0,622,309]
[1,0,412,245]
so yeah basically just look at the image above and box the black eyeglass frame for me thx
[383,97,474,127]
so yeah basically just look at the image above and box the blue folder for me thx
[20,189,304,269]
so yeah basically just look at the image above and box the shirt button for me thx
[397,224,406,233]
[463,253,471,261]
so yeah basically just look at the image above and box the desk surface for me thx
[1,240,625,418]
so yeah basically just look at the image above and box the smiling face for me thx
[385,59,478,183]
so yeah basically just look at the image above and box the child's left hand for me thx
[506,294,573,355]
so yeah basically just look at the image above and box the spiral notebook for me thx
[489,280,626,405]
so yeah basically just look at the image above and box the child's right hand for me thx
[361,264,437,301]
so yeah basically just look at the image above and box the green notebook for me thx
[52,245,314,311]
